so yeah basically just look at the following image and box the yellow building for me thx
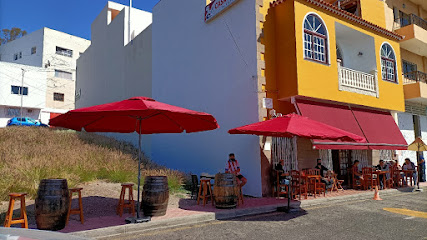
[255,0,409,193]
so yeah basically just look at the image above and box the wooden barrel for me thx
[141,176,169,217]
[214,173,238,209]
[35,179,69,231]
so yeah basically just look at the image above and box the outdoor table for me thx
[374,170,388,189]
[400,170,415,186]
[304,175,322,198]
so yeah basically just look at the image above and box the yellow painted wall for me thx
[284,0,405,112]
[263,0,299,115]
[359,0,386,28]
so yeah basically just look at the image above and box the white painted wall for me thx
[397,112,417,165]
[76,1,153,155]
[0,29,44,67]
[335,23,377,73]
[152,0,262,196]
[0,62,47,127]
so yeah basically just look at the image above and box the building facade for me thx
[380,0,427,164]
[75,1,153,154]
[0,27,90,123]
[0,62,47,126]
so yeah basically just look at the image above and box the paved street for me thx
[115,191,427,240]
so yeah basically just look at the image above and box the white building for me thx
[0,27,90,122]
[76,2,153,154]
[152,0,263,197]
[0,62,47,127]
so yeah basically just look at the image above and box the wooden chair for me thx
[273,170,288,198]
[66,188,84,225]
[307,169,320,176]
[362,167,378,190]
[290,170,308,200]
[308,177,325,197]
[352,168,363,190]
[116,183,135,217]
[391,166,402,187]
[3,193,28,228]
[197,179,213,206]
[331,173,344,192]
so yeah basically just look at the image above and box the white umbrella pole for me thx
[136,119,142,218]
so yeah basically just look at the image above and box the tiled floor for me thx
[57,182,427,233]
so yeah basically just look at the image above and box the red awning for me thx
[295,99,407,150]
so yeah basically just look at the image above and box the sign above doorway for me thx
[205,0,241,22]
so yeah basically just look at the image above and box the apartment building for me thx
[0,62,47,126]
[0,27,90,122]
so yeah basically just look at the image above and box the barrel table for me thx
[213,173,239,209]
[35,179,70,231]
[141,176,169,217]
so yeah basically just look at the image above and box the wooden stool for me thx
[237,185,244,206]
[66,188,84,225]
[197,179,213,206]
[4,193,28,228]
[117,183,135,217]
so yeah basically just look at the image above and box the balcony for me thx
[395,14,427,57]
[338,60,379,98]
[403,71,427,105]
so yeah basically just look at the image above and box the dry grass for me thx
[0,127,185,200]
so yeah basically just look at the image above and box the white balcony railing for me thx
[338,60,379,98]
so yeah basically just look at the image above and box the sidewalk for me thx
[69,182,427,239]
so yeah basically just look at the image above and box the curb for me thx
[70,186,424,239]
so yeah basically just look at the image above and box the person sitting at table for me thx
[225,153,247,187]
[314,159,333,190]
[352,160,364,181]
[275,159,289,185]
[314,159,328,177]
[402,158,417,186]
[376,160,389,189]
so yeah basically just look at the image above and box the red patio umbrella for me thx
[50,97,219,222]
[228,113,365,212]
[228,113,366,143]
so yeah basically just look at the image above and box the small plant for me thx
[0,127,186,200]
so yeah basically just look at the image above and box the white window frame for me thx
[380,42,399,84]
[302,12,330,65]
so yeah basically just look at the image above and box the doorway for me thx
[332,150,352,184]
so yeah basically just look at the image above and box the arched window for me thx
[381,43,397,82]
[304,14,328,64]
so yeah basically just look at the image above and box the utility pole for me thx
[20,68,25,125]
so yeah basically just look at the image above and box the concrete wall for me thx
[152,0,262,196]
[0,62,47,127]
[76,2,153,155]
[397,112,417,164]
[0,29,44,67]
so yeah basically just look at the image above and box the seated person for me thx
[314,159,333,190]
[402,158,417,186]
[352,160,364,181]
[274,159,289,185]
[225,153,247,187]
[376,160,389,189]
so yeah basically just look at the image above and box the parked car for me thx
[6,117,49,127]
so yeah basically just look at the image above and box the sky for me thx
[0,0,159,40]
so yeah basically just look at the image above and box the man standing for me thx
[418,157,426,182]
[225,153,247,187]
